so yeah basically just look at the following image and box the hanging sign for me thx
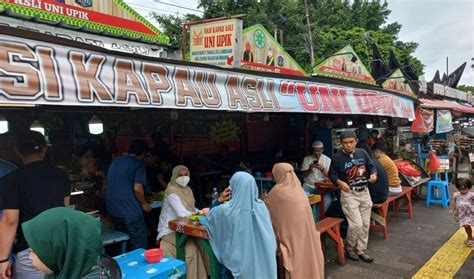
[313,45,376,85]
[0,32,415,119]
[436,110,454,133]
[411,107,434,133]
[189,19,243,68]
[240,24,306,77]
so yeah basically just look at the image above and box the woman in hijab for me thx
[266,163,324,279]
[206,171,277,279]
[21,207,102,279]
[156,165,207,279]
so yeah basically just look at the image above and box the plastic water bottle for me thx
[211,188,219,204]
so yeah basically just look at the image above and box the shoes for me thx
[358,253,374,263]
[464,240,474,247]
[345,250,359,261]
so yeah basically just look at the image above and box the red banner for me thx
[411,107,434,133]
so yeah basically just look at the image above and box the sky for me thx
[126,0,473,86]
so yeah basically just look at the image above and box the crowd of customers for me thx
[0,128,413,278]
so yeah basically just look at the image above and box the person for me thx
[215,145,238,175]
[144,149,162,193]
[242,41,254,62]
[0,131,71,278]
[21,207,102,278]
[0,159,17,218]
[301,141,332,209]
[372,143,402,195]
[368,158,389,204]
[206,172,277,279]
[151,131,171,161]
[450,178,474,247]
[328,131,377,263]
[106,139,151,250]
[156,165,207,279]
[80,156,107,215]
[265,163,324,279]
[366,130,380,148]
[157,160,172,190]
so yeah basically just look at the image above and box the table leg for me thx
[197,239,219,279]
[318,188,326,219]
[311,203,319,222]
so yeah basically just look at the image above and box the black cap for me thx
[16,131,49,155]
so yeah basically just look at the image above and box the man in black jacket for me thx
[329,131,377,263]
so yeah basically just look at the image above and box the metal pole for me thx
[446,56,449,76]
[303,0,315,66]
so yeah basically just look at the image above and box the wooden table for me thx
[314,180,339,219]
[169,218,219,279]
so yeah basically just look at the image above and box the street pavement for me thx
[324,167,473,278]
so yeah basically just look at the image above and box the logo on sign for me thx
[75,0,92,8]
[192,30,203,46]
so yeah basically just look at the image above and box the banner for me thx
[190,19,243,68]
[411,107,434,133]
[0,0,169,44]
[241,24,306,77]
[436,110,454,133]
[0,33,415,119]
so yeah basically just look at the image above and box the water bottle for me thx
[211,188,219,204]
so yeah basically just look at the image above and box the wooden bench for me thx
[316,217,345,265]
[370,187,413,239]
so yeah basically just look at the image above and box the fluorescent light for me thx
[0,114,8,134]
[382,119,387,123]
[88,115,103,135]
[366,123,373,129]
[30,120,45,135]
[347,120,353,126]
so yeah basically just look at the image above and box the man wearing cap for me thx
[301,141,331,200]
[0,131,71,278]
[328,131,377,263]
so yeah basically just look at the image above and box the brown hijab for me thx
[164,165,196,212]
[266,163,324,279]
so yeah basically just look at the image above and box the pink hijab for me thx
[266,163,324,279]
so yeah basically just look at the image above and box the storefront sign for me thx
[433,83,445,96]
[0,17,170,58]
[411,107,434,133]
[436,109,454,133]
[209,120,239,143]
[240,24,306,77]
[0,0,169,44]
[313,45,376,85]
[382,69,415,98]
[190,19,242,68]
[0,33,415,119]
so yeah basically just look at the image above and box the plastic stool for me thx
[425,180,450,208]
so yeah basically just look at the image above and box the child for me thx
[451,178,474,246]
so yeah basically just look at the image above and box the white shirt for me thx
[157,193,199,240]
[301,154,331,187]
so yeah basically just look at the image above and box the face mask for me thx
[175,176,190,187]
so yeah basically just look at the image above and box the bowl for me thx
[199,216,207,226]
[144,248,164,263]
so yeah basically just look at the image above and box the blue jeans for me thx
[303,183,334,212]
[110,215,148,250]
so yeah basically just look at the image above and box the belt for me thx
[350,186,367,192]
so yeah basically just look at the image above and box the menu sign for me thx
[190,19,243,68]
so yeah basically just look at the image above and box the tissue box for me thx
[114,249,186,278]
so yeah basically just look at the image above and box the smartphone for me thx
[313,160,319,165]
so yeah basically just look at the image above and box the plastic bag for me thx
[428,150,440,173]
[395,161,421,177]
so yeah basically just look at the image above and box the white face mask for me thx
[175,176,190,187]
